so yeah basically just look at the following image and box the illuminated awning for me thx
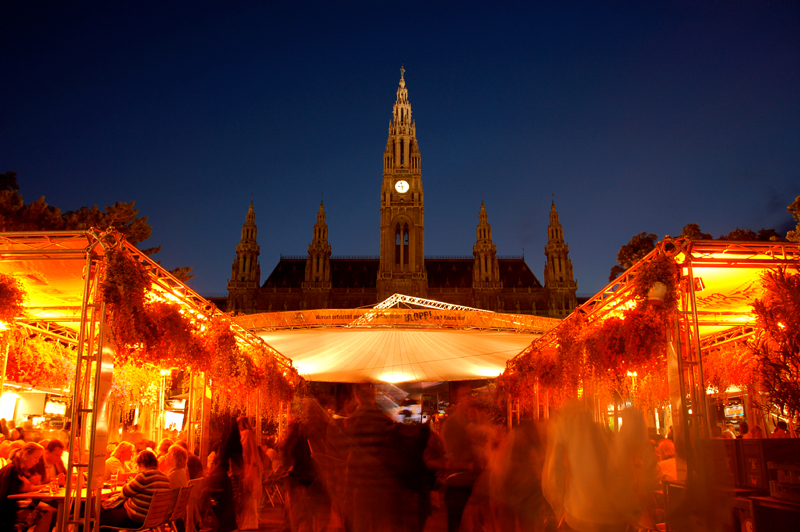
[235,306,560,383]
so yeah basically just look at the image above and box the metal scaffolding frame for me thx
[0,229,295,532]
[507,237,800,480]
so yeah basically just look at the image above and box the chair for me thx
[100,489,176,532]
[162,485,193,532]
[261,469,288,507]
[184,478,205,532]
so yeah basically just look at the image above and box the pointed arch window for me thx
[403,225,409,265]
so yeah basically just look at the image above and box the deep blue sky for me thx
[2,1,798,297]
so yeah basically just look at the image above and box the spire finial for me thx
[400,62,405,80]
[320,193,324,208]
[551,193,555,207]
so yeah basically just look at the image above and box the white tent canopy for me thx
[235,301,560,383]
[255,328,538,383]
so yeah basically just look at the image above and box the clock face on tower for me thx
[395,180,409,193]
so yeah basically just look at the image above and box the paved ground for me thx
[242,496,449,532]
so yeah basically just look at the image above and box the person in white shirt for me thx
[105,441,135,481]
[164,444,189,489]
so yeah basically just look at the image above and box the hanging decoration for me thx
[0,272,25,323]
[3,330,76,390]
[751,268,800,421]
[100,247,298,413]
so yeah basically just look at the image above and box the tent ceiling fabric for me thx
[254,328,540,383]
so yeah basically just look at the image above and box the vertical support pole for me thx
[199,372,211,463]
[60,249,96,532]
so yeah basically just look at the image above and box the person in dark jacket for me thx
[0,442,57,532]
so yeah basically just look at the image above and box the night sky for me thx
[2,1,798,297]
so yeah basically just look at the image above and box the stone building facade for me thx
[226,69,578,318]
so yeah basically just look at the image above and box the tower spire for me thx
[304,202,332,298]
[378,67,427,299]
[227,202,261,313]
[544,200,577,318]
[473,201,501,290]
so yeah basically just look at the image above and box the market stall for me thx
[503,237,800,484]
[0,229,298,532]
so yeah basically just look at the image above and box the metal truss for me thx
[350,293,489,326]
[699,325,757,350]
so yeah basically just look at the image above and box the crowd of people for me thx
[0,397,794,532]
[0,418,217,532]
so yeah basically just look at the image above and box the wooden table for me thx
[749,495,800,531]
[9,484,123,531]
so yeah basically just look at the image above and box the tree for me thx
[752,269,800,421]
[679,223,712,240]
[721,228,759,241]
[0,172,192,280]
[169,266,195,283]
[787,195,800,243]
[609,232,657,281]
[0,171,19,191]
[720,227,783,242]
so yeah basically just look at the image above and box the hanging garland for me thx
[751,268,800,420]
[703,341,757,394]
[100,248,152,358]
[100,247,297,413]
[503,292,672,410]
[631,251,681,311]
[3,330,76,390]
[0,272,25,323]
[109,362,163,407]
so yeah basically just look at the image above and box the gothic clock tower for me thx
[377,66,428,299]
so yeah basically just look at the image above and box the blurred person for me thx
[458,405,504,532]
[0,440,24,460]
[98,450,170,529]
[488,420,554,532]
[744,426,763,439]
[128,424,143,444]
[205,417,241,532]
[30,439,67,485]
[543,401,658,532]
[441,389,481,532]
[0,418,8,439]
[164,444,189,489]
[155,437,174,472]
[657,439,677,482]
[736,421,749,439]
[263,436,279,469]
[0,442,58,532]
[344,384,395,532]
[106,441,135,481]
[722,424,736,439]
[206,440,220,471]
[282,399,333,532]
[771,421,791,438]
[383,422,439,532]
[176,441,204,480]
[9,428,21,441]
[237,416,262,530]
[105,442,118,460]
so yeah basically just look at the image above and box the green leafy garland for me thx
[0,272,25,323]
[100,247,298,413]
